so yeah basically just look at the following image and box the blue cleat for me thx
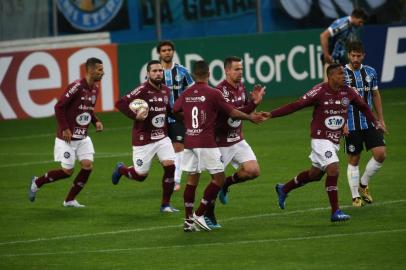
[160,204,180,213]
[204,216,222,229]
[331,209,351,222]
[218,187,229,205]
[112,162,124,185]
[275,184,287,209]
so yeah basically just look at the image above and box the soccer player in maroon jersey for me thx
[113,60,178,213]
[267,63,385,222]
[173,60,267,231]
[157,40,194,192]
[28,58,104,207]
[204,56,266,228]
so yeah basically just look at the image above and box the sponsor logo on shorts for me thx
[136,159,143,167]
[325,151,332,158]
[64,152,71,159]
[220,155,224,163]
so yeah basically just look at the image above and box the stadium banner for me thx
[118,29,325,97]
[0,45,119,120]
[361,24,406,89]
[118,24,405,98]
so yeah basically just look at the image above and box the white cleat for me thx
[63,200,85,208]
[28,176,38,202]
[192,212,211,231]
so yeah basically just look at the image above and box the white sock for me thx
[361,157,382,186]
[347,164,360,198]
[174,151,184,184]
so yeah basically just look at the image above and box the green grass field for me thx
[0,88,405,269]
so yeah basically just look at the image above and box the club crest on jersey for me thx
[365,75,371,83]
[341,97,349,106]
[325,151,333,158]
[348,144,355,152]
[57,0,123,31]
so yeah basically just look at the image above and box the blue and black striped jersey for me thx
[344,64,379,131]
[164,63,194,123]
[328,16,359,64]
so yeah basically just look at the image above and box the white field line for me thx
[0,126,131,142]
[0,199,404,247]
[0,153,131,168]
[1,228,405,258]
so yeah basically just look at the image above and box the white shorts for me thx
[182,148,224,174]
[54,137,95,169]
[309,139,340,171]
[219,140,257,169]
[132,137,175,174]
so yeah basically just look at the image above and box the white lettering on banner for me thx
[16,52,61,118]
[382,26,406,82]
[209,59,225,86]
[68,47,114,111]
[138,44,323,88]
[244,53,255,84]
[255,55,275,82]
[288,45,308,80]
[0,57,17,119]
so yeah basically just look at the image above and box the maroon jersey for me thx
[271,82,377,144]
[215,80,257,147]
[173,82,234,148]
[116,82,171,146]
[54,79,99,141]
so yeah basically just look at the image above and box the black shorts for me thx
[345,128,385,155]
[168,121,185,143]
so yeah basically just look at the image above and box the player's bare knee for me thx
[80,160,93,170]
[374,149,387,163]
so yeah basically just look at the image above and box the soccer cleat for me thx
[359,186,373,204]
[352,197,364,207]
[192,212,211,231]
[218,187,229,204]
[63,200,85,208]
[331,209,351,222]
[160,204,180,213]
[28,176,38,202]
[174,183,181,191]
[112,162,124,185]
[204,216,222,229]
[184,219,200,232]
[275,184,287,209]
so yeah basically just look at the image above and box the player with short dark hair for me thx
[157,40,194,192]
[344,41,387,207]
[28,57,104,207]
[173,60,266,232]
[203,56,266,228]
[320,8,368,80]
[267,63,385,222]
[112,60,178,213]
